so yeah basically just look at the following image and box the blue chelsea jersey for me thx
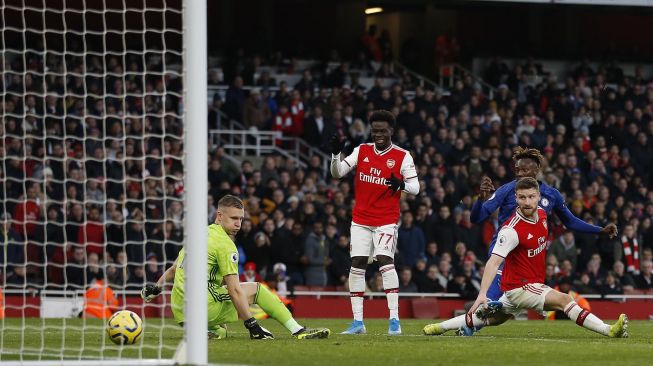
[471,180,601,254]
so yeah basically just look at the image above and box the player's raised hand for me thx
[478,176,495,201]
[385,173,405,193]
[141,284,162,302]
[244,317,274,340]
[601,223,618,239]
[328,134,344,155]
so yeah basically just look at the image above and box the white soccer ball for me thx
[106,310,143,345]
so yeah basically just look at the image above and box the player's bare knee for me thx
[376,255,394,267]
[351,256,368,269]
[556,293,574,310]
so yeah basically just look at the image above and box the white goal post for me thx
[0,0,207,365]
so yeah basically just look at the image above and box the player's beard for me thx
[520,206,536,217]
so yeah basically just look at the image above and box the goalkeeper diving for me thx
[142,194,330,340]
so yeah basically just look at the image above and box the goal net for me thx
[1,0,204,364]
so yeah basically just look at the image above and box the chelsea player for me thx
[462,147,616,335]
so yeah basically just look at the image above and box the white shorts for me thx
[350,222,398,260]
[498,283,553,315]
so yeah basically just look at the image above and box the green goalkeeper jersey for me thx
[172,223,239,302]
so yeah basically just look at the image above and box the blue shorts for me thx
[486,241,504,301]
[487,272,503,301]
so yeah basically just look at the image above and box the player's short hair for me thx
[217,195,244,210]
[515,177,539,192]
[512,146,543,166]
[368,110,396,129]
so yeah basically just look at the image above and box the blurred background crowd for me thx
[2,10,653,301]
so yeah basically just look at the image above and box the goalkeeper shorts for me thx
[171,285,239,328]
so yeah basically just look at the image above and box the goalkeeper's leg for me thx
[243,282,330,339]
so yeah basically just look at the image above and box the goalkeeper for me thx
[142,194,330,340]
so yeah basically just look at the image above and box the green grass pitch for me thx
[1,318,652,365]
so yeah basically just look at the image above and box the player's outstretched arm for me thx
[553,190,606,235]
[224,274,274,339]
[468,254,504,316]
[141,258,176,302]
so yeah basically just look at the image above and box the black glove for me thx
[141,284,162,302]
[328,134,344,155]
[244,317,274,339]
[385,173,405,193]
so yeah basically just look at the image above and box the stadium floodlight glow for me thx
[365,7,384,14]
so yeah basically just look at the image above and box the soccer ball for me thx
[106,310,143,345]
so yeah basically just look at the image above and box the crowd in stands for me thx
[214,52,653,298]
[2,39,653,299]
[1,47,183,291]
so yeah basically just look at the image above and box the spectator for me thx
[303,105,327,148]
[634,260,653,289]
[126,266,145,291]
[431,206,457,255]
[424,241,440,268]
[419,265,445,293]
[304,221,329,286]
[621,224,640,275]
[397,211,426,268]
[222,76,246,121]
[240,262,262,283]
[1,213,23,268]
[329,234,351,287]
[78,205,105,258]
[398,268,418,293]
[106,260,125,289]
[612,261,636,291]
[549,230,578,272]
[12,182,43,241]
[437,259,452,289]
[599,271,624,295]
[145,253,163,284]
[66,246,86,290]
[242,88,271,130]
[86,253,103,284]
[446,269,478,300]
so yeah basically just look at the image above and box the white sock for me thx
[440,313,486,331]
[380,264,399,320]
[349,267,366,322]
[284,319,304,334]
[564,301,610,336]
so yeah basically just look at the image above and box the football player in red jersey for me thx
[330,110,419,335]
[424,178,628,338]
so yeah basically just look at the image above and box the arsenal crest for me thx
[386,159,395,168]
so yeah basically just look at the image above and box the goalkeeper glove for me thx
[244,317,274,339]
[385,173,405,193]
[141,284,162,302]
[328,134,344,155]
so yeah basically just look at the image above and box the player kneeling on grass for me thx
[424,178,628,338]
[142,195,330,340]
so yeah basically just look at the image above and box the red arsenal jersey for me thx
[342,143,417,226]
[492,207,549,292]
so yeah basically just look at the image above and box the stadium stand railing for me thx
[209,117,331,176]
[439,63,497,99]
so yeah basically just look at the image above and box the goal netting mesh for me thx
[1,0,185,363]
